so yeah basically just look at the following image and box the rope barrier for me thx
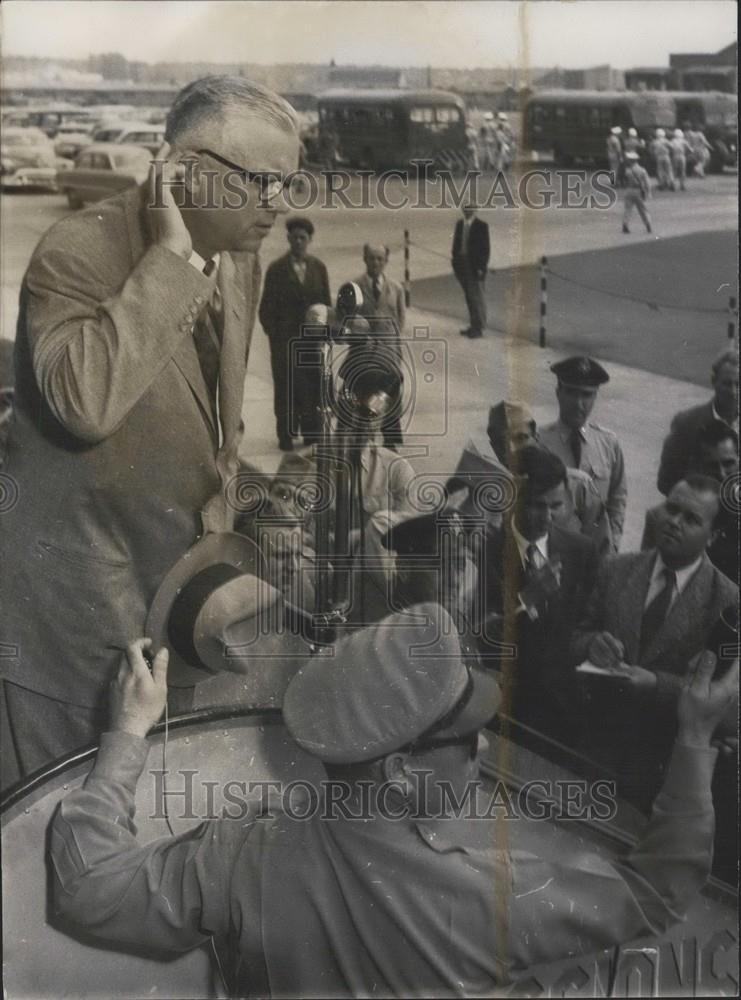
[545,264,732,316]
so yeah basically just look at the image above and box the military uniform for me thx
[539,357,627,552]
[51,603,719,997]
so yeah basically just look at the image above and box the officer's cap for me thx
[551,356,609,388]
[283,603,502,764]
[610,126,622,135]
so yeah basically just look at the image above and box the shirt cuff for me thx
[87,730,151,791]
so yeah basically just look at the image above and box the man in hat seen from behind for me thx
[50,603,736,996]
[622,150,653,234]
[606,126,623,186]
[539,357,627,552]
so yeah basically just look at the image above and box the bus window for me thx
[436,107,461,124]
[410,107,435,124]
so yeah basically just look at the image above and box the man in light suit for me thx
[570,474,737,807]
[259,217,331,450]
[451,205,490,339]
[657,346,738,495]
[350,243,406,449]
[0,76,300,787]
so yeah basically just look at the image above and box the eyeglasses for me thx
[196,148,287,201]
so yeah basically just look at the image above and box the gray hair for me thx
[712,346,739,376]
[165,75,298,145]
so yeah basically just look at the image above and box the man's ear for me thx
[381,751,413,792]
[175,150,201,193]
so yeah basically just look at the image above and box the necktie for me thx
[525,542,539,578]
[639,568,676,659]
[372,276,381,303]
[570,428,583,468]
[192,264,223,425]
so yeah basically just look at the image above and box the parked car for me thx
[54,122,94,159]
[55,143,151,208]
[1,126,61,190]
[91,121,166,155]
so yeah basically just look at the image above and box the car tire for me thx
[66,190,84,209]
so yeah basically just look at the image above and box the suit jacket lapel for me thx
[217,252,248,453]
[131,184,218,437]
[642,556,712,665]
[618,552,655,664]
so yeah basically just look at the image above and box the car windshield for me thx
[94,129,124,143]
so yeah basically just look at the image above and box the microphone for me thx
[304,283,369,342]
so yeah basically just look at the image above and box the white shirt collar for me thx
[511,520,549,566]
[188,250,221,275]
[651,552,703,595]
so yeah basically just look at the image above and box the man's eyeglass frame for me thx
[196,148,287,201]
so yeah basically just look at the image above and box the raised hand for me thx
[110,639,169,739]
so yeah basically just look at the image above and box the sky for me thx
[1,1,737,69]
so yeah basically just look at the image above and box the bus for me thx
[316,89,468,170]
[523,90,676,166]
[524,89,737,172]
[671,91,737,171]
[1,104,97,138]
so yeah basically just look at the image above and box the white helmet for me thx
[497,112,509,121]
[610,126,622,135]
[656,128,666,138]
[673,128,684,138]
[483,111,494,121]
[628,128,637,137]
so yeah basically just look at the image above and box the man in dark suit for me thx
[259,217,331,450]
[0,76,300,787]
[480,447,599,742]
[451,205,490,338]
[571,474,738,807]
[657,346,738,495]
[643,421,739,584]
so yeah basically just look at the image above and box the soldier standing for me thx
[538,357,627,553]
[670,128,692,191]
[606,126,623,186]
[650,129,675,191]
[621,150,652,234]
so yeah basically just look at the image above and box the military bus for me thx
[523,90,677,166]
[524,89,737,172]
[316,88,469,170]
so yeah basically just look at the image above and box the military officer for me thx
[539,356,627,553]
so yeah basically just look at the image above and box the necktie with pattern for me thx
[192,261,223,425]
[639,567,676,659]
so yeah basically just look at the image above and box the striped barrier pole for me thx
[728,296,737,341]
[404,229,411,307]
[539,256,548,348]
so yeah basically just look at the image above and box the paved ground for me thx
[1,171,736,553]
[411,229,738,385]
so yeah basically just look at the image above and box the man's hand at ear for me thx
[147,142,193,260]
[110,639,169,739]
